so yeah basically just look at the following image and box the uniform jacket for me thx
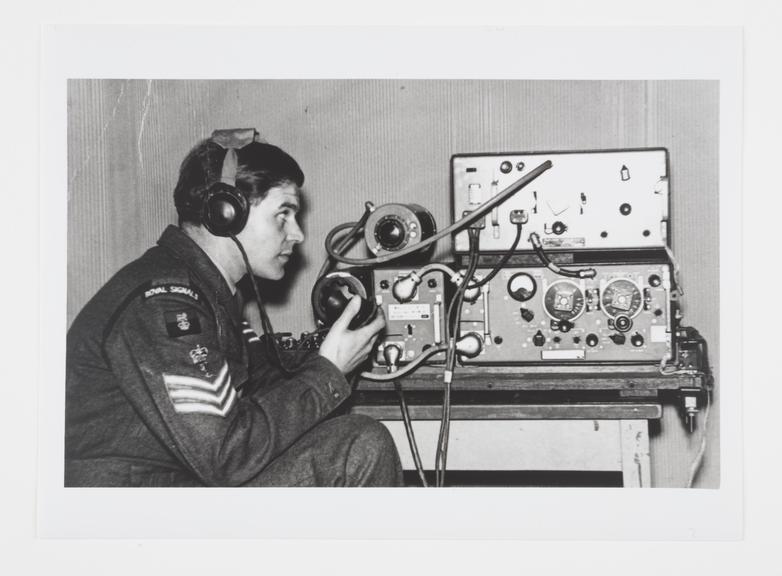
[65,225,350,487]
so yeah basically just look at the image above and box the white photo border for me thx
[39,25,743,539]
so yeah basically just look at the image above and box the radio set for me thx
[312,149,694,365]
[309,148,712,488]
[451,149,670,255]
[457,262,675,365]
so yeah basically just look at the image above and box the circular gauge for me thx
[507,272,537,302]
[543,280,585,322]
[601,278,643,319]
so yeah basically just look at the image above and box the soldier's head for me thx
[174,132,305,280]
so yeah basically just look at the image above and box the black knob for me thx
[609,333,626,345]
[493,336,503,345]
[427,278,438,288]
[500,160,513,174]
[572,336,581,344]
[533,330,546,347]
[631,333,644,347]
[648,274,661,287]
[379,279,390,290]
[551,221,567,235]
[559,319,573,333]
[553,336,561,344]
[614,314,632,332]
[324,290,350,319]
[619,203,632,215]
[586,333,599,347]
[520,307,535,322]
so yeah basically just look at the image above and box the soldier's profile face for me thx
[238,184,304,280]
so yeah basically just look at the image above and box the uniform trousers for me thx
[246,414,403,487]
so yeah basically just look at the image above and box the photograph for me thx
[33,26,747,545]
[5,3,779,571]
[65,78,719,489]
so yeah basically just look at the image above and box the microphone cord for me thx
[230,234,298,376]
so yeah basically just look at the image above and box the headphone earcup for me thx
[201,183,249,237]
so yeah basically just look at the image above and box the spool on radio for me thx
[364,203,436,257]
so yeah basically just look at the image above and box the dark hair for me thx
[173,139,305,226]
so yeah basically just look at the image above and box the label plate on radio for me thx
[388,304,431,321]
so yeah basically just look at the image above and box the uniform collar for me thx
[157,225,240,315]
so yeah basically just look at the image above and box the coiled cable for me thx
[323,160,553,267]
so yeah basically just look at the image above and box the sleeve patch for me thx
[163,361,236,417]
[144,283,202,302]
[164,310,202,337]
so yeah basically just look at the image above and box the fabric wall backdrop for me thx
[67,79,720,488]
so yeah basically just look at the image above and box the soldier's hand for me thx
[318,296,385,374]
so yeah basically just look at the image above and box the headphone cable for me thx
[230,234,298,376]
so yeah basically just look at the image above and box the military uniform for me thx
[65,225,402,487]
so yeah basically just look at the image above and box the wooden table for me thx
[351,365,706,487]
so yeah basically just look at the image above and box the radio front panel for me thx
[372,268,449,367]
[459,263,674,365]
[452,149,669,254]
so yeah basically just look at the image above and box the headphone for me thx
[200,128,263,237]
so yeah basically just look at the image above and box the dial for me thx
[543,280,585,322]
[374,215,407,250]
[507,272,537,302]
[601,278,643,319]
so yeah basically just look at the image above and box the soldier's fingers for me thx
[332,295,361,331]
[357,307,386,338]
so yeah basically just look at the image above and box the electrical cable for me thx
[435,228,481,487]
[230,235,298,376]
[316,201,375,279]
[686,388,711,488]
[678,327,714,488]
[415,263,461,281]
[664,243,685,297]
[528,232,597,279]
[395,381,429,488]
[323,160,553,267]
[467,222,523,289]
[437,230,480,485]
[359,345,448,381]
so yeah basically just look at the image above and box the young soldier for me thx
[65,129,403,487]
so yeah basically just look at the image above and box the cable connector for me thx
[509,209,528,224]
[578,268,598,279]
[455,332,483,359]
[463,210,486,230]
[383,344,402,373]
[392,271,422,303]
